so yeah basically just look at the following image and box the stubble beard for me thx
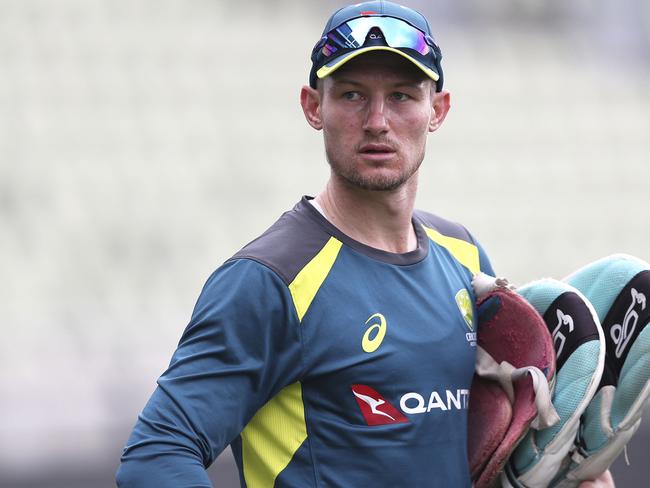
[325,149,424,192]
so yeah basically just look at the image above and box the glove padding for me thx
[501,279,605,488]
[468,279,559,488]
[552,254,650,487]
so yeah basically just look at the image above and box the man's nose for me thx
[362,98,389,135]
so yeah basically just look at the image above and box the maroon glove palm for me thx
[468,287,558,487]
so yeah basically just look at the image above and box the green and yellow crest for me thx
[455,289,474,331]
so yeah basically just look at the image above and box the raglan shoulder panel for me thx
[229,198,344,324]
[413,209,475,244]
[413,209,495,276]
[229,200,336,286]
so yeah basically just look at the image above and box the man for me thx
[117,2,613,486]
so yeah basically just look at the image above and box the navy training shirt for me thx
[117,196,494,487]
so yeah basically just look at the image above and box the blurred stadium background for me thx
[1,0,648,486]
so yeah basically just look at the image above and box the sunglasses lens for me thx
[321,17,430,58]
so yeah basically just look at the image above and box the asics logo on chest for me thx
[362,313,387,353]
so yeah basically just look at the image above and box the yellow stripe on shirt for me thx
[422,226,480,275]
[288,236,343,322]
[241,382,307,487]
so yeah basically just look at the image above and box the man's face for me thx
[312,51,447,192]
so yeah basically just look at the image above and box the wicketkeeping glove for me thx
[552,254,650,487]
[501,279,605,488]
[468,275,559,488]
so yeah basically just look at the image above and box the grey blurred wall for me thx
[1,0,648,486]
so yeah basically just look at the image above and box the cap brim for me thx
[316,46,439,83]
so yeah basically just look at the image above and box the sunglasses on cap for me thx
[310,16,442,89]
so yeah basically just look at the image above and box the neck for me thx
[314,173,419,254]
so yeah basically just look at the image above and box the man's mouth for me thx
[359,144,396,157]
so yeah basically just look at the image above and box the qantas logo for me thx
[352,384,468,425]
[351,385,408,425]
[400,389,470,414]
[353,390,395,421]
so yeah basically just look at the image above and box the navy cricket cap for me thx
[309,1,443,91]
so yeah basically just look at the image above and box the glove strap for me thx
[475,346,560,429]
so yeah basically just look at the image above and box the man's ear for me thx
[300,85,323,130]
[429,89,451,132]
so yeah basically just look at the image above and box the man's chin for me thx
[340,172,411,192]
[327,156,421,192]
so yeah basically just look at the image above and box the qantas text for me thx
[400,389,470,414]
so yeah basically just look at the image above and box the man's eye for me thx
[343,91,361,101]
[392,92,410,101]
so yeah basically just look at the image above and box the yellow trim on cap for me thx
[241,382,307,488]
[288,236,343,322]
[422,226,480,275]
[316,46,439,82]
